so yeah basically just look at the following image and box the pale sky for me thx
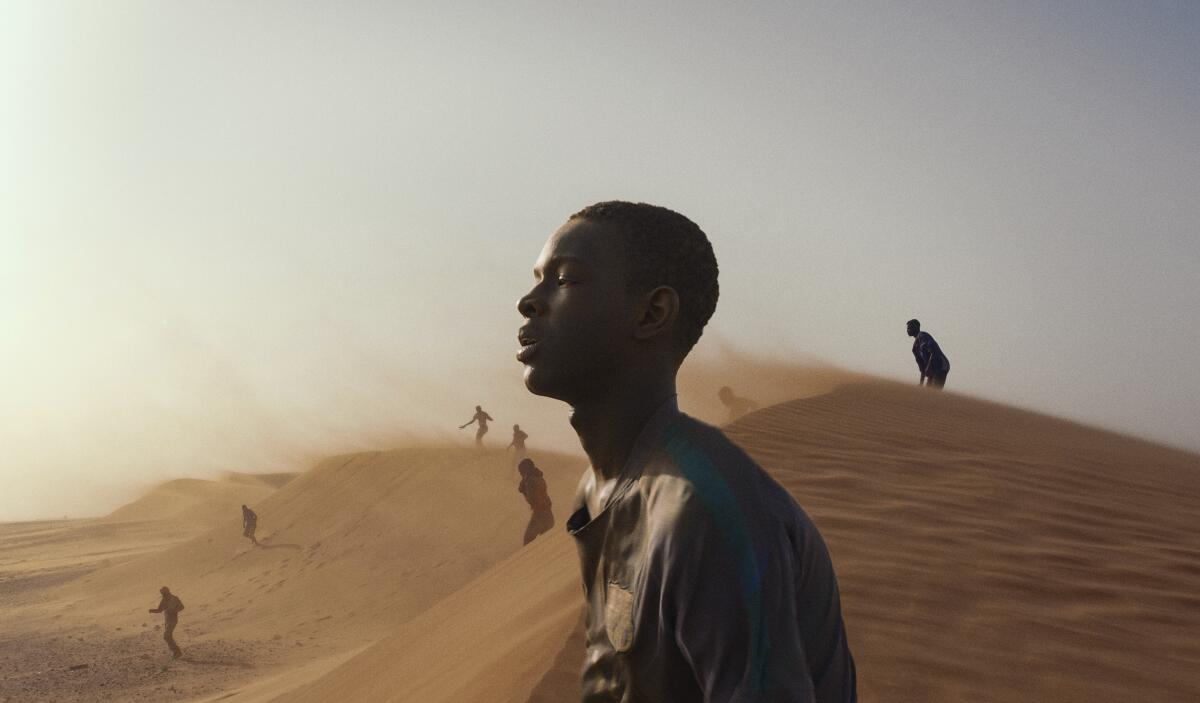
[2,1,1198,521]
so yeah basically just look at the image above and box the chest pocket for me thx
[604,581,636,652]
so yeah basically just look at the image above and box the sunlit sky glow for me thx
[2,1,1197,520]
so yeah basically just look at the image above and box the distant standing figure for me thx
[459,405,494,447]
[517,459,554,545]
[148,586,185,659]
[242,504,259,546]
[907,318,950,389]
[717,385,759,422]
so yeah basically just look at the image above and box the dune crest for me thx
[102,473,297,527]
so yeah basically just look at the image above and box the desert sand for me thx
[3,375,1199,702]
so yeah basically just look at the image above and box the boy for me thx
[516,201,856,701]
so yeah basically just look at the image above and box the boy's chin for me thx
[521,365,553,397]
[522,365,570,401]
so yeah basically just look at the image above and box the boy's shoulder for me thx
[639,412,805,535]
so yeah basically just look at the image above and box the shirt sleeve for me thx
[661,496,816,702]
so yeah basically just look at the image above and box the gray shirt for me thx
[566,398,856,702]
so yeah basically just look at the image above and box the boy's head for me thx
[907,319,921,337]
[517,201,718,404]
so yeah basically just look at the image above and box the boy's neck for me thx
[569,374,677,481]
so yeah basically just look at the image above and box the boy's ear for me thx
[632,286,680,342]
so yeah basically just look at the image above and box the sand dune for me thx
[1,471,298,622]
[102,473,296,527]
[4,378,1199,702]
[726,382,1200,702]
[268,381,1200,702]
[1,447,581,702]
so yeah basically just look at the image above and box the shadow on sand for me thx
[182,656,255,669]
[257,542,302,551]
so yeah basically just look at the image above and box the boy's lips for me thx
[517,329,540,363]
[516,342,539,363]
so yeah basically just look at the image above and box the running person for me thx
[516,201,856,702]
[508,424,530,465]
[507,424,529,453]
[517,458,554,545]
[459,405,494,447]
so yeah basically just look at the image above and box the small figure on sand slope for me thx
[148,586,185,659]
[507,424,529,462]
[907,318,950,389]
[242,504,259,546]
[517,458,554,545]
[717,385,759,422]
[459,405,494,447]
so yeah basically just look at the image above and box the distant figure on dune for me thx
[717,385,759,422]
[148,586,185,659]
[907,318,950,389]
[241,504,259,546]
[508,424,529,462]
[517,458,555,545]
[517,201,856,702]
[459,405,494,447]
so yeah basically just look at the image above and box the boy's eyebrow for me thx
[534,255,585,277]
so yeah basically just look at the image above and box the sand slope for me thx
[1,471,297,616]
[61,448,580,638]
[1,447,581,702]
[5,380,1200,702]
[729,382,1200,702]
[279,532,581,703]
[281,381,1200,703]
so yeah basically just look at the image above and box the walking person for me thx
[242,504,259,546]
[149,586,185,659]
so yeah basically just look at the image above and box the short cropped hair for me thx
[570,201,719,355]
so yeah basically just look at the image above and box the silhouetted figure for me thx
[148,586,185,659]
[517,458,555,545]
[717,385,759,422]
[516,201,856,701]
[507,424,529,454]
[459,405,494,447]
[242,504,259,546]
[907,318,950,389]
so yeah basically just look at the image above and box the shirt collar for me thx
[612,394,680,488]
[567,395,681,534]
